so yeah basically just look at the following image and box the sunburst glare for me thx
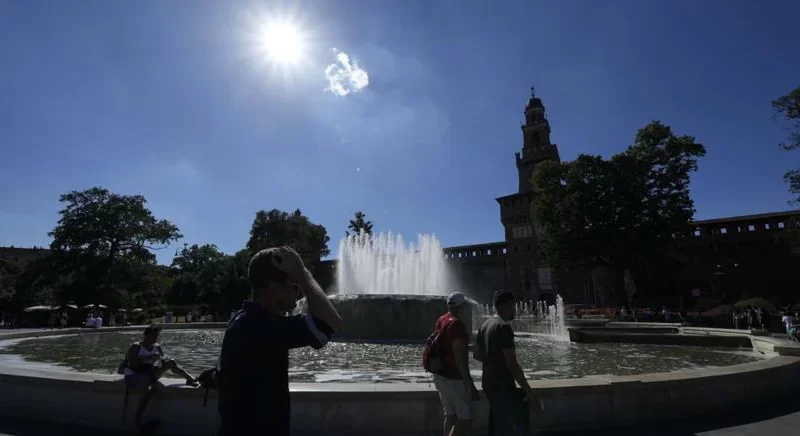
[259,20,305,66]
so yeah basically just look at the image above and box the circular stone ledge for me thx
[1,328,800,435]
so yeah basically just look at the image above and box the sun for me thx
[260,21,305,65]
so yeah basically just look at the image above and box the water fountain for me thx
[475,295,568,340]
[535,295,568,339]
[325,231,462,341]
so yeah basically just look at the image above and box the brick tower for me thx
[496,87,561,301]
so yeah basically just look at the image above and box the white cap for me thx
[447,292,467,307]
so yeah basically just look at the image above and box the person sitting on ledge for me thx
[123,325,199,432]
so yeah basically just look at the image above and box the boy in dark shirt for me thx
[475,291,541,436]
[216,246,342,436]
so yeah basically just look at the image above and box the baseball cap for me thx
[248,247,292,290]
[447,291,467,307]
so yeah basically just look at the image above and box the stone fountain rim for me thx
[1,323,796,390]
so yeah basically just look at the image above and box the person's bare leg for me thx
[443,415,456,436]
[133,389,152,429]
[450,419,470,436]
[163,359,195,383]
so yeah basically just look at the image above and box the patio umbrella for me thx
[83,304,108,310]
[132,308,144,313]
[23,305,54,313]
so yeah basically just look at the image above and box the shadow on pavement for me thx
[1,397,799,436]
[535,395,800,435]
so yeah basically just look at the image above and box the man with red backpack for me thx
[425,291,479,436]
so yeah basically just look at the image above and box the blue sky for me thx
[1,0,799,264]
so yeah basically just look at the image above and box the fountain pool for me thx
[0,329,763,383]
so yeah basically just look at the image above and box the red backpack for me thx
[422,315,453,374]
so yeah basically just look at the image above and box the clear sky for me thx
[1,0,799,264]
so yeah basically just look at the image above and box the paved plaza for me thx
[1,399,799,436]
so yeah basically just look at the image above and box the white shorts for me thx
[433,374,473,419]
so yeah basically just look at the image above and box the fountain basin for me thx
[1,325,800,435]
[326,294,473,342]
[0,326,767,383]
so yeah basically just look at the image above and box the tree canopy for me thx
[169,244,227,307]
[772,86,800,202]
[346,211,373,237]
[531,121,706,303]
[46,187,182,306]
[49,187,181,261]
[246,208,330,270]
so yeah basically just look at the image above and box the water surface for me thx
[0,329,762,383]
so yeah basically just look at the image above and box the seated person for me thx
[123,325,199,431]
[94,314,103,328]
[85,314,96,328]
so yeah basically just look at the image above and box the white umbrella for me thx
[132,308,144,313]
[116,308,127,313]
[23,305,54,313]
[83,304,108,310]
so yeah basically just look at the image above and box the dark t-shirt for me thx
[476,315,516,393]
[217,302,334,436]
[435,313,469,380]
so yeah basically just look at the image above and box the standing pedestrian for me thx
[474,291,542,436]
[216,246,343,436]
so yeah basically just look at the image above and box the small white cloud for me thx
[324,50,370,96]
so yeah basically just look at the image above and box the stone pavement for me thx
[1,399,799,436]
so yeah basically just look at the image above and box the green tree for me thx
[531,121,706,304]
[217,249,252,315]
[169,243,226,308]
[246,209,330,271]
[346,211,374,237]
[772,86,800,202]
[0,260,21,309]
[47,187,182,305]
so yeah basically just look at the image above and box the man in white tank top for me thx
[124,325,198,432]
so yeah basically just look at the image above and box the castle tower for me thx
[516,86,560,193]
[496,87,561,301]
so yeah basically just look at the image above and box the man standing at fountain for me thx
[474,290,542,436]
[216,246,343,436]
[430,291,479,436]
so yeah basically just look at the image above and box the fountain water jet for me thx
[535,295,568,340]
[475,295,568,340]
[322,231,459,341]
[336,231,450,295]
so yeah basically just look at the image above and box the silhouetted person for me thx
[216,246,343,436]
[474,291,542,436]
[431,291,479,436]
[123,325,198,432]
